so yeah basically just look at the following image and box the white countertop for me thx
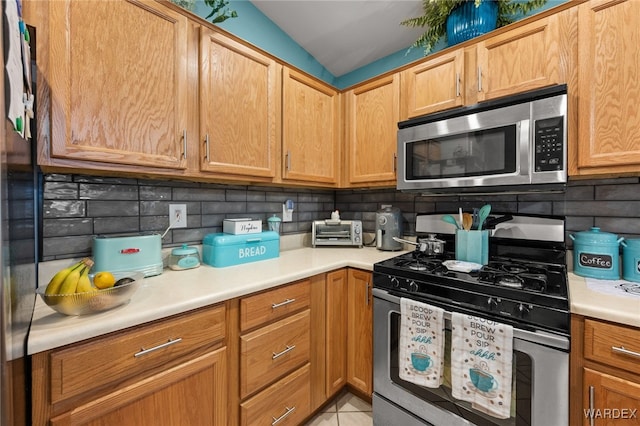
[28,246,407,354]
[29,248,640,355]
[568,272,640,328]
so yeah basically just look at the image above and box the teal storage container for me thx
[570,227,623,280]
[202,231,280,268]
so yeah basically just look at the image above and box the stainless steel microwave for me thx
[397,84,567,194]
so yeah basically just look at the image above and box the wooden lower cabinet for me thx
[582,368,640,426]
[240,364,311,426]
[346,268,373,397]
[325,269,348,397]
[571,315,640,426]
[49,348,227,426]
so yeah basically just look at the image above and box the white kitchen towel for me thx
[399,297,444,388]
[450,312,513,419]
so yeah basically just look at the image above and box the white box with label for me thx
[223,218,262,235]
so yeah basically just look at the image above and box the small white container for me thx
[168,245,201,271]
[223,218,262,235]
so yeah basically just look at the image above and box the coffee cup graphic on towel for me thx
[469,366,498,393]
[411,346,432,372]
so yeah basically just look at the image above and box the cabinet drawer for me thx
[240,279,310,332]
[240,363,311,426]
[584,319,640,374]
[49,304,225,404]
[241,309,310,397]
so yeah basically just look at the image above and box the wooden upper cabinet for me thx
[401,10,575,118]
[575,0,640,174]
[475,13,565,102]
[344,74,400,186]
[282,68,339,185]
[48,0,188,169]
[199,27,280,179]
[401,50,464,119]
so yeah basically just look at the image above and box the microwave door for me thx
[399,119,530,191]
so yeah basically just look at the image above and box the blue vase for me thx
[446,0,499,46]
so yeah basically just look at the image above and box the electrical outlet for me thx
[169,204,187,228]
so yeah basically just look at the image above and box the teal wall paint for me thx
[195,0,338,86]
[193,0,568,90]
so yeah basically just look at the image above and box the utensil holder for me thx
[455,230,489,265]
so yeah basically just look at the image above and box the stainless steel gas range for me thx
[372,214,570,426]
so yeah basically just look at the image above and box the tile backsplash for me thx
[42,174,640,261]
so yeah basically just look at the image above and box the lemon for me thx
[94,271,116,289]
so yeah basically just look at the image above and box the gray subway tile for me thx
[43,218,93,237]
[93,217,139,234]
[80,183,138,200]
[43,200,86,218]
[43,182,78,199]
[87,200,139,217]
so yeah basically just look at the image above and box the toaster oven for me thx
[312,220,362,248]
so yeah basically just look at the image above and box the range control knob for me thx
[517,303,532,317]
[390,277,400,288]
[487,297,500,310]
[408,280,419,292]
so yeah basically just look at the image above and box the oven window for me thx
[390,312,532,426]
[406,125,517,180]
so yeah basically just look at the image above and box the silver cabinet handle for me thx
[272,298,296,309]
[393,153,397,173]
[182,129,187,159]
[204,134,210,161]
[272,406,296,425]
[365,283,370,306]
[477,66,483,92]
[272,344,295,360]
[134,338,182,358]
[455,72,460,97]
[611,345,640,359]
[589,385,595,426]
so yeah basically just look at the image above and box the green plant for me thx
[401,0,548,54]
[170,0,238,24]
[203,0,238,24]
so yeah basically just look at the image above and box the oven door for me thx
[373,288,569,426]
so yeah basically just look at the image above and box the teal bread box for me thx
[202,231,280,267]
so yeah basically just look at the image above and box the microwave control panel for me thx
[534,116,564,172]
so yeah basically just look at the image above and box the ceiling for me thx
[250,0,425,77]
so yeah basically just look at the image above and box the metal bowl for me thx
[36,271,144,316]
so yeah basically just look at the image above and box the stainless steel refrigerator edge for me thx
[1,13,38,426]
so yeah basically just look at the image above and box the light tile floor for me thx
[305,390,373,426]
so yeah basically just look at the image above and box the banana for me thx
[58,264,87,295]
[75,266,95,294]
[45,260,86,295]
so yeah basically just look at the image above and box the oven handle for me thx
[373,287,569,350]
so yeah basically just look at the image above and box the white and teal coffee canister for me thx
[570,227,623,280]
[621,239,640,283]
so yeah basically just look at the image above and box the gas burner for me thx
[408,262,427,271]
[497,274,524,288]
[503,264,528,274]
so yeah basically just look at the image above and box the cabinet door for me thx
[50,348,227,426]
[344,74,399,186]
[48,0,188,169]
[401,50,464,118]
[326,269,347,397]
[347,269,373,396]
[583,368,640,426]
[475,13,564,102]
[199,27,279,179]
[576,0,640,173]
[282,68,339,185]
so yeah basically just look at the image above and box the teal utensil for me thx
[476,204,492,230]
[442,214,461,230]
